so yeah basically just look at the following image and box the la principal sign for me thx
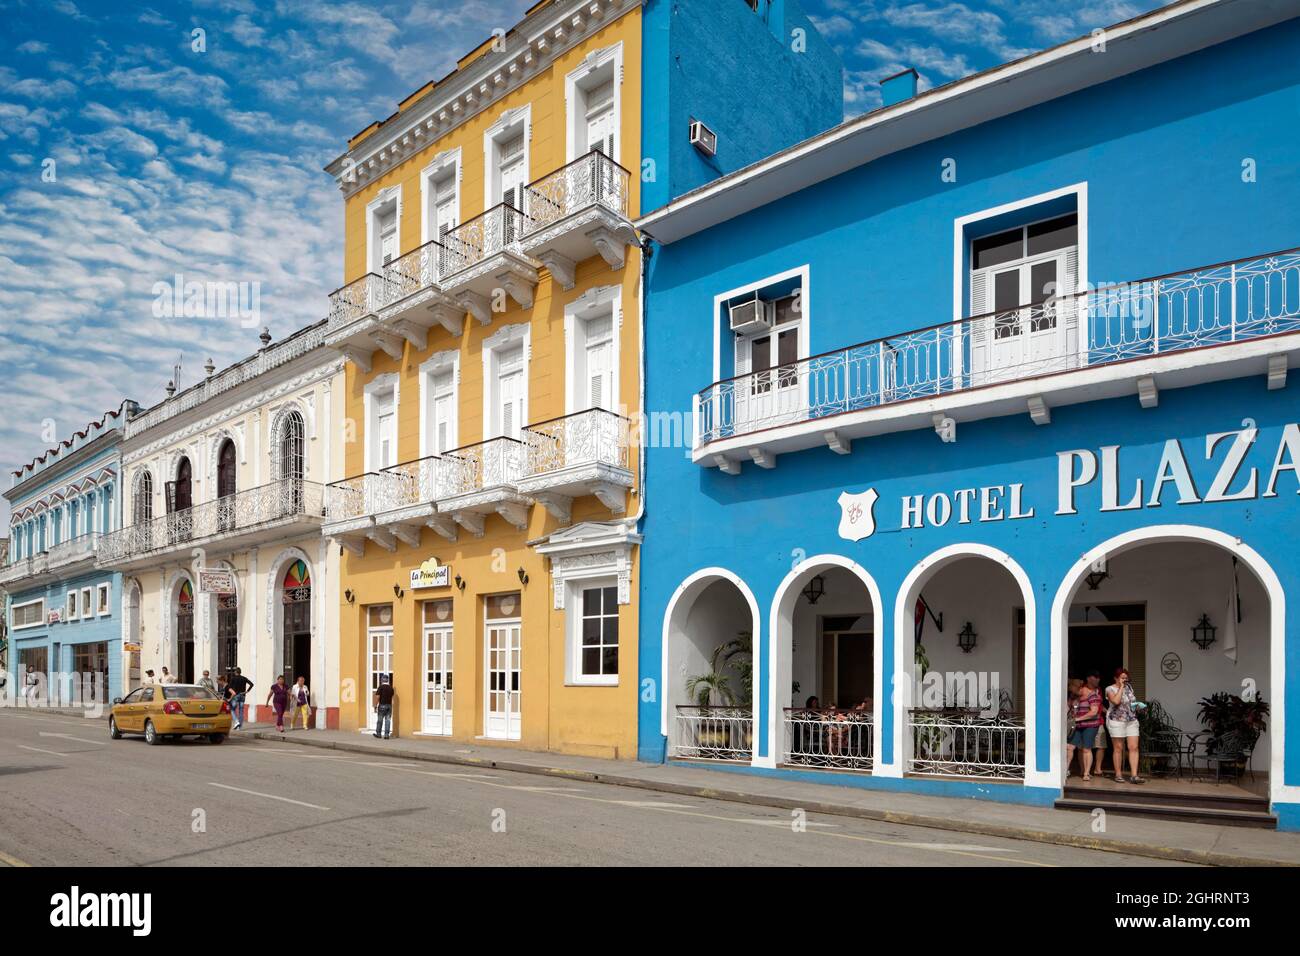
[839,422,1300,541]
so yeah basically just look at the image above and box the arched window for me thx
[134,471,154,524]
[276,410,306,482]
[218,440,237,498]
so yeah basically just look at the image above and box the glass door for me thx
[484,593,522,740]
[422,626,453,735]
[734,295,803,433]
[367,605,394,730]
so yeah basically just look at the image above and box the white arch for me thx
[659,568,762,756]
[266,546,317,689]
[1049,524,1291,805]
[159,570,194,677]
[889,543,1037,782]
[768,555,885,772]
[207,429,243,491]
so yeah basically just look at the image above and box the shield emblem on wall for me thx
[837,488,879,541]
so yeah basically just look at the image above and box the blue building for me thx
[2,402,137,705]
[637,0,1300,830]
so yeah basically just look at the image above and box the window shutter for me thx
[1128,622,1147,701]
[970,269,990,317]
[734,335,752,376]
[164,481,177,514]
[1063,248,1079,295]
[501,398,514,438]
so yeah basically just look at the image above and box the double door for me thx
[484,622,521,740]
[422,626,453,735]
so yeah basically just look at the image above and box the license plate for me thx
[192,723,212,730]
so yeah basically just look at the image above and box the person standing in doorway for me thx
[266,675,290,733]
[1106,667,1144,784]
[291,675,311,730]
[1085,671,1110,776]
[227,667,253,729]
[373,674,395,739]
[1069,680,1102,781]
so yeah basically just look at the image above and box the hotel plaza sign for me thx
[839,421,1300,541]
[410,557,451,590]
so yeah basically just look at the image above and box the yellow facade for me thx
[333,3,643,759]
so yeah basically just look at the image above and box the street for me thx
[0,709,1190,867]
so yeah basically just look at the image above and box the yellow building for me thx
[321,0,643,757]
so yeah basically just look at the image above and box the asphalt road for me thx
[0,709,1191,867]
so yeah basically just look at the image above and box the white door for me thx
[422,625,453,735]
[435,183,458,239]
[584,84,617,206]
[733,315,802,434]
[375,390,397,470]
[584,317,614,412]
[484,622,521,740]
[367,627,393,730]
[496,348,524,440]
[432,386,455,455]
[378,210,398,269]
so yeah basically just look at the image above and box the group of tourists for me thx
[136,666,311,733]
[1066,667,1145,784]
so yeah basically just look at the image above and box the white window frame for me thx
[80,587,93,620]
[483,105,531,210]
[97,582,112,617]
[564,43,623,165]
[565,576,620,686]
[365,185,403,274]
[419,147,462,246]
[66,589,78,621]
[711,264,811,384]
[363,373,401,473]
[564,284,622,415]
[418,350,460,458]
[11,598,45,631]
[481,322,531,440]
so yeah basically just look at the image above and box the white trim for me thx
[481,323,531,440]
[417,350,461,459]
[10,597,46,631]
[658,567,762,754]
[80,586,92,620]
[366,185,403,274]
[483,105,532,210]
[96,582,112,618]
[564,42,623,165]
[889,543,1036,782]
[362,373,400,473]
[565,575,621,686]
[66,589,78,622]
[1048,525,1294,807]
[418,147,462,246]
[768,555,885,774]
[711,264,810,386]
[563,284,622,414]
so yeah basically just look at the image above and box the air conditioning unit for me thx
[689,119,717,158]
[729,294,773,334]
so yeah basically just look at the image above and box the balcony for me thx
[908,709,1025,780]
[437,204,540,323]
[0,533,99,590]
[695,248,1300,471]
[378,239,464,340]
[520,150,636,289]
[436,437,531,535]
[97,479,325,571]
[324,273,395,373]
[322,471,412,554]
[516,408,633,522]
[673,706,753,763]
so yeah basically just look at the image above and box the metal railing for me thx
[0,533,100,585]
[673,705,753,762]
[697,248,1300,446]
[442,437,524,497]
[438,203,528,280]
[327,273,387,330]
[381,239,444,308]
[783,708,873,771]
[382,455,460,505]
[98,479,324,564]
[324,471,411,523]
[908,710,1025,779]
[522,408,630,477]
[523,150,630,235]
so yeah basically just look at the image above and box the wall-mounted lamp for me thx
[1191,613,1217,650]
[393,583,404,600]
[517,567,529,586]
[344,589,355,605]
[957,621,978,654]
[801,574,825,605]
[454,573,466,592]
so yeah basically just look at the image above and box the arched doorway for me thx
[167,457,193,544]
[276,409,306,514]
[894,546,1035,781]
[281,559,312,689]
[662,570,759,763]
[217,440,236,532]
[771,558,882,773]
[216,590,238,679]
[126,582,142,691]
[133,471,154,549]
[1053,528,1280,804]
[176,579,195,684]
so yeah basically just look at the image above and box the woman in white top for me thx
[1105,667,1144,784]
[290,676,312,730]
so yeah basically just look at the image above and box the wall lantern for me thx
[344,589,355,605]
[1191,613,1217,650]
[801,575,825,605]
[454,573,466,592]
[393,583,404,600]
[1085,556,1109,590]
[517,567,529,586]
[957,621,978,654]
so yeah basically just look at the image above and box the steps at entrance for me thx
[1056,783,1275,829]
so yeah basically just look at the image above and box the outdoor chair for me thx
[1190,730,1257,784]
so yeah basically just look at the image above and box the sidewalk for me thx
[241,724,1300,867]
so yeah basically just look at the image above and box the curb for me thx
[246,730,1295,868]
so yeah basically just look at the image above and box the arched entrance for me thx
[771,557,883,773]
[216,439,236,532]
[893,545,1035,781]
[176,578,195,684]
[280,559,312,688]
[662,570,759,763]
[1052,526,1283,805]
[167,457,193,544]
[126,581,142,691]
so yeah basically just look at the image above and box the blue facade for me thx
[638,11,1300,826]
[640,0,843,213]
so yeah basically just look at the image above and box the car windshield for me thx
[162,686,220,700]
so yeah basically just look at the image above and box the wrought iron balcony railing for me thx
[442,437,525,497]
[523,150,630,235]
[98,479,324,564]
[521,408,630,477]
[0,533,100,586]
[324,471,410,524]
[783,707,873,771]
[673,705,753,762]
[438,203,528,281]
[908,709,1025,780]
[697,248,1300,447]
[326,272,386,330]
[383,455,460,504]
[380,239,444,308]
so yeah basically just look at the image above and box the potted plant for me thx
[1196,692,1269,775]
[684,636,753,754]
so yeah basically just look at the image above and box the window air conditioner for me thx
[729,295,773,335]
[689,120,717,158]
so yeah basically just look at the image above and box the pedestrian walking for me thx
[24,664,39,703]
[373,674,395,739]
[227,667,254,729]
[160,666,177,685]
[266,675,290,733]
[290,675,311,730]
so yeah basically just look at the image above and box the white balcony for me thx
[378,456,463,544]
[323,471,413,555]
[98,480,325,571]
[324,273,395,373]
[435,437,531,535]
[377,240,465,341]
[437,204,539,324]
[516,408,633,522]
[519,150,637,289]
[695,248,1300,471]
[0,533,99,590]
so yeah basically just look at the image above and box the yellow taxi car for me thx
[109,683,232,745]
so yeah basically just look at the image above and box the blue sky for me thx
[0,0,1168,525]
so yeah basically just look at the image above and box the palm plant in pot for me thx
[684,635,753,755]
[1197,692,1269,777]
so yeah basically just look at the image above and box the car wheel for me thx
[109,716,122,740]
[144,720,159,745]
[208,733,226,745]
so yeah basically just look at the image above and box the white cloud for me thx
[17,40,50,54]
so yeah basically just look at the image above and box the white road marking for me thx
[896,842,1018,852]
[357,761,499,779]
[609,800,696,809]
[39,732,107,746]
[504,785,585,793]
[208,782,331,811]
[0,849,31,867]
[737,818,839,828]
[16,744,73,757]
[261,750,356,760]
